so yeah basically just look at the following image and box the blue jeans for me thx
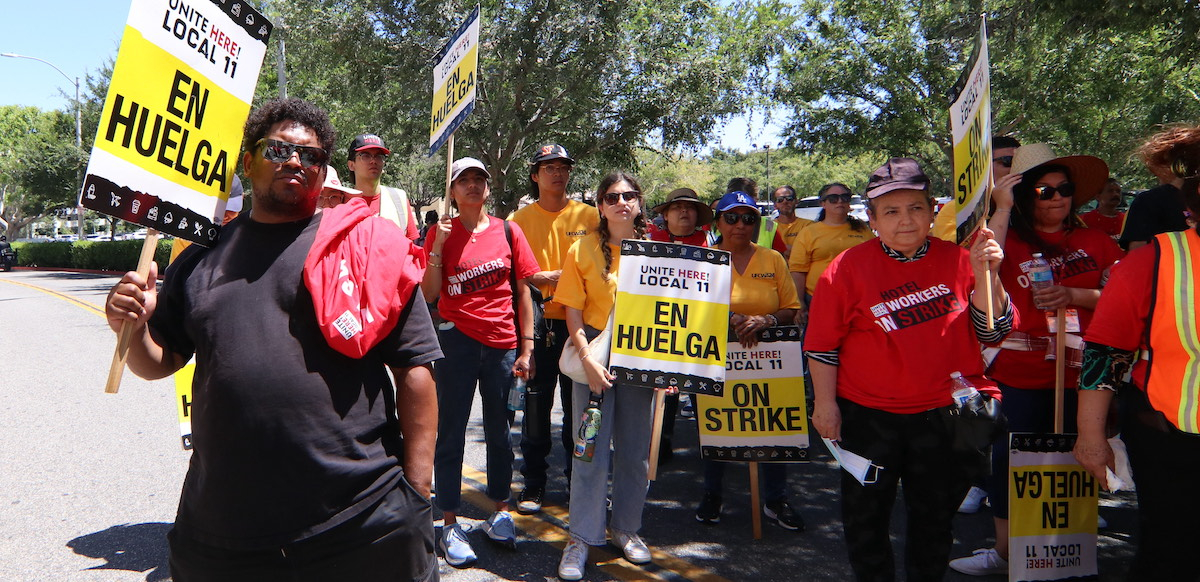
[984,381,1078,519]
[702,460,788,503]
[433,324,515,512]
[566,378,655,546]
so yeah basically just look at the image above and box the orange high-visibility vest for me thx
[1147,229,1200,433]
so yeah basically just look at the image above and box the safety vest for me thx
[1146,229,1200,433]
[756,218,777,248]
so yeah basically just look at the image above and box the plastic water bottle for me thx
[507,374,527,411]
[950,371,985,415]
[1028,253,1055,310]
[573,393,603,462]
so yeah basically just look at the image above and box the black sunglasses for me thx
[257,138,329,168]
[601,191,640,205]
[1033,182,1076,201]
[720,212,760,226]
[993,156,1013,168]
[822,193,852,203]
[775,195,796,202]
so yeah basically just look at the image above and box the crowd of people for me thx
[102,96,1200,582]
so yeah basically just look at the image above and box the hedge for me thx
[12,239,174,272]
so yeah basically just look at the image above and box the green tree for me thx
[0,106,85,239]
[258,0,792,214]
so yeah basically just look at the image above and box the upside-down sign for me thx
[609,241,730,396]
[81,0,271,245]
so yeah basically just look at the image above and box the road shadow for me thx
[67,522,172,581]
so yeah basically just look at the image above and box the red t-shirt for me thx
[806,238,1000,414]
[1080,210,1126,239]
[648,229,709,247]
[1084,243,1155,388]
[992,228,1124,389]
[423,217,540,348]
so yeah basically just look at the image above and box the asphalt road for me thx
[0,270,1139,581]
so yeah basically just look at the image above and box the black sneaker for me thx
[764,499,805,531]
[695,493,722,524]
[517,486,544,515]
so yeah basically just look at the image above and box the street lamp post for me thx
[751,142,775,200]
[2,52,84,241]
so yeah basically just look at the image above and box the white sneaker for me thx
[558,537,589,581]
[610,529,651,564]
[438,523,477,567]
[949,548,1008,576]
[958,486,989,514]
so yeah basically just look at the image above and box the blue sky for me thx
[0,0,781,153]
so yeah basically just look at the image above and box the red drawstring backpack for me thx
[303,198,426,358]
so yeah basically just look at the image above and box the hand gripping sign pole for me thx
[87,0,273,392]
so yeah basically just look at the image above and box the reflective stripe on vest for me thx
[756,219,777,248]
[1148,229,1200,433]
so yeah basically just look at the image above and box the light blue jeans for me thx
[566,378,655,546]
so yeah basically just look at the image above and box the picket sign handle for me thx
[1054,307,1067,433]
[105,230,161,394]
[441,133,455,219]
[647,389,667,481]
[749,461,763,540]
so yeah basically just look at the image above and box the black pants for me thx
[1120,388,1200,582]
[838,399,973,582]
[168,478,437,582]
[520,318,574,489]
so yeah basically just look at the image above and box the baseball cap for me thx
[451,157,492,182]
[530,144,575,165]
[323,166,362,195]
[348,134,391,157]
[864,158,930,199]
[714,191,759,213]
[652,187,714,226]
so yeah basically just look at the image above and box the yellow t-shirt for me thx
[788,221,876,294]
[731,245,802,316]
[774,217,814,258]
[555,235,618,331]
[511,199,601,320]
[932,202,956,242]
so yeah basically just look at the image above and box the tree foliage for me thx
[0,106,85,239]
[257,0,791,213]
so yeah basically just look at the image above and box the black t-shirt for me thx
[150,212,442,550]
[1119,183,1188,249]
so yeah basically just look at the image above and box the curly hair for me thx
[595,172,647,277]
[241,98,336,156]
[1139,125,1200,180]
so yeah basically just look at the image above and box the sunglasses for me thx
[1033,182,1076,200]
[721,212,760,226]
[602,191,640,205]
[822,193,852,203]
[257,138,329,168]
[775,195,796,202]
[993,156,1013,168]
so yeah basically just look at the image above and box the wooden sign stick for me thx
[105,230,160,394]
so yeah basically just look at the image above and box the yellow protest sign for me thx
[81,0,271,245]
[609,241,730,395]
[698,327,809,462]
[174,359,195,450]
[428,6,480,156]
[947,17,992,244]
[1008,433,1099,581]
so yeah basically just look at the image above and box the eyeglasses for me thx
[775,195,796,202]
[1033,182,1076,200]
[720,212,760,226]
[993,156,1013,168]
[822,193,852,203]
[601,191,640,205]
[355,151,388,162]
[540,163,572,175]
[256,138,329,168]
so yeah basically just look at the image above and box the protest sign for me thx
[947,17,992,244]
[698,326,809,462]
[81,0,271,245]
[1009,433,1099,582]
[174,360,194,450]
[609,241,730,395]
[428,6,480,157]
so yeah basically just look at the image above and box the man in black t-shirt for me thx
[105,98,442,582]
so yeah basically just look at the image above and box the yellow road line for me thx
[460,466,732,582]
[0,277,106,317]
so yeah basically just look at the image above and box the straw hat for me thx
[1010,144,1108,206]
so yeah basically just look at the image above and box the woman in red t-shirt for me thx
[420,158,540,566]
[950,145,1124,576]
